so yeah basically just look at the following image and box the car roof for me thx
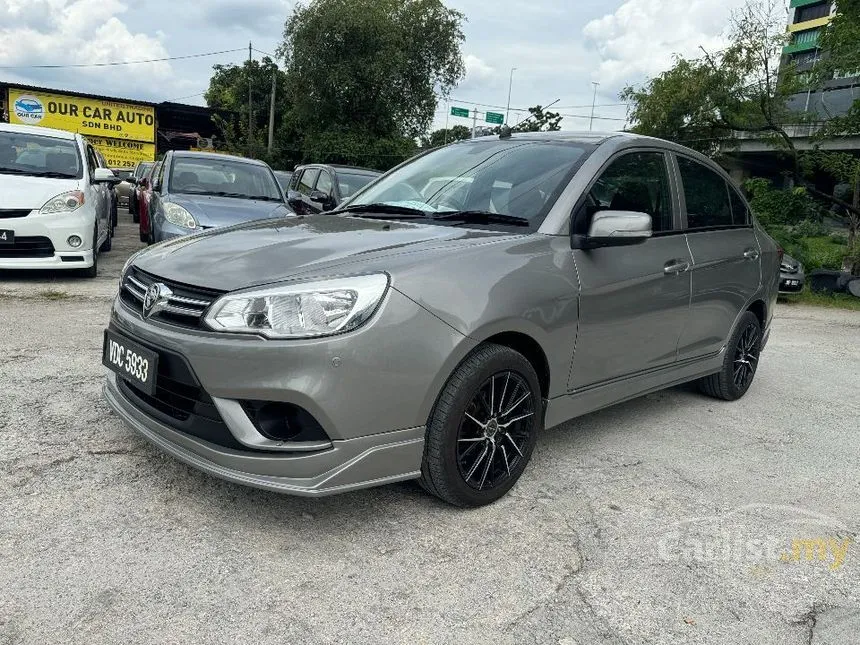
[0,122,78,140]
[172,151,269,166]
[296,163,380,176]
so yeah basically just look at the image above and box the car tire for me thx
[80,225,99,278]
[139,229,148,244]
[131,200,139,222]
[698,311,761,401]
[419,343,542,507]
[848,277,860,298]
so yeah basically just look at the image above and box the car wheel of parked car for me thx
[100,224,112,253]
[419,344,541,507]
[698,311,761,401]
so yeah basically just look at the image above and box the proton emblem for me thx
[142,283,172,319]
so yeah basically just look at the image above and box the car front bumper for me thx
[103,286,476,495]
[779,272,805,294]
[0,210,96,269]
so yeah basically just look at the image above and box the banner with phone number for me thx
[89,136,156,169]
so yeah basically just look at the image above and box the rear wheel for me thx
[698,311,761,401]
[99,222,112,252]
[419,344,542,507]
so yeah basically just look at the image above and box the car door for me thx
[84,143,108,244]
[569,150,693,390]
[674,154,761,360]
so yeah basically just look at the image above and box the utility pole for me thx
[505,67,517,124]
[471,108,478,139]
[444,100,450,145]
[248,42,253,153]
[268,67,277,154]
[589,81,599,131]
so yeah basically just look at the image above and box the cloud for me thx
[196,0,288,36]
[0,0,176,100]
[582,0,748,90]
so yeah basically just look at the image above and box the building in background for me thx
[0,83,223,168]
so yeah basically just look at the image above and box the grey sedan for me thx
[102,132,780,507]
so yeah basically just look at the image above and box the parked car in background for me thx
[0,123,117,277]
[137,161,162,244]
[287,164,380,214]
[95,150,119,235]
[112,168,134,209]
[129,161,155,222]
[273,170,292,194]
[779,254,805,294]
[103,131,780,506]
[147,151,291,243]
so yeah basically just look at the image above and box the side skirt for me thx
[544,350,724,430]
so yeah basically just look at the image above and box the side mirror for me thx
[139,178,149,190]
[309,190,329,203]
[574,210,652,249]
[93,167,121,185]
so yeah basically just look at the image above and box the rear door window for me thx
[298,169,319,195]
[677,157,734,229]
[728,185,750,225]
[315,170,333,196]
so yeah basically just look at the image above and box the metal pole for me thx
[505,67,517,124]
[471,108,478,139]
[248,42,253,152]
[268,67,276,154]
[589,82,599,131]
[444,100,449,145]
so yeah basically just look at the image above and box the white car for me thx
[0,123,118,277]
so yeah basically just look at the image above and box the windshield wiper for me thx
[431,210,531,227]
[0,168,77,178]
[333,203,432,219]
[184,190,280,201]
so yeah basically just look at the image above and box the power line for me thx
[0,48,246,70]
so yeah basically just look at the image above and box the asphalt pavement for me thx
[1,219,858,644]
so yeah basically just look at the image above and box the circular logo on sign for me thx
[13,95,45,124]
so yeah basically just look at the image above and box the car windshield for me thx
[169,157,283,201]
[338,172,377,198]
[347,139,593,228]
[0,132,82,179]
[136,162,154,178]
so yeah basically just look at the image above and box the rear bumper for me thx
[104,373,424,496]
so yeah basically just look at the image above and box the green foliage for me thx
[743,178,817,227]
[621,1,800,156]
[794,218,830,238]
[280,0,465,142]
[769,228,847,271]
[421,125,472,148]
[512,105,563,132]
[205,57,288,153]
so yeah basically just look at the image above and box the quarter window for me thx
[575,151,673,234]
[678,157,733,229]
[298,169,319,195]
[728,186,750,225]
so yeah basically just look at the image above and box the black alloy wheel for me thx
[699,311,762,401]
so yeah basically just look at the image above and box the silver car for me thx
[102,132,780,507]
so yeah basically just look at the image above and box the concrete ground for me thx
[1,219,858,644]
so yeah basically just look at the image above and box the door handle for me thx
[664,260,690,275]
[743,249,760,260]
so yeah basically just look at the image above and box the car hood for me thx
[134,215,513,291]
[0,174,80,210]
[168,193,293,227]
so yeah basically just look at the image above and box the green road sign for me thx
[485,111,504,124]
[450,106,470,118]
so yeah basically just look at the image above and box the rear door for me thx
[674,154,761,361]
[569,150,693,390]
[293,168,319,215]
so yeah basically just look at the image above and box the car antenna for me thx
[499,99,561,139]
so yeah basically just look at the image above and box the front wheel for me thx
[419,344,542,507]
[698,311,761,401]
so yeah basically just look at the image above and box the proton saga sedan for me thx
[102,132,780,507]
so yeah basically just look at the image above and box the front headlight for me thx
[163,202,198,230]
[203,274,389,339]
[41,190,84,214]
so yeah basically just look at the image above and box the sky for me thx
[0,0,756,133]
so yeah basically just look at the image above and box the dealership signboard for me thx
[7,87,156,168]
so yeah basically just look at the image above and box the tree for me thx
[204,57,288,157]
[421,125,471,148]
[278,0,465,165]
[513,105,563,132]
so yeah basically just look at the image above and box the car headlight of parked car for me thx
[40,191,85,214]
[163,202,198,230]
[203,273,389,339]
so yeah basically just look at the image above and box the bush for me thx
[744,178,818,227]
[794,219,829,238]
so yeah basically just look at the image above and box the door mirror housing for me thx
[309,190,329,203]
[573,210,653,249]
[93,167,121,185]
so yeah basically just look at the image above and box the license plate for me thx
[788,280,798,286]
[0,229,13,245]
[102,330,159,395]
